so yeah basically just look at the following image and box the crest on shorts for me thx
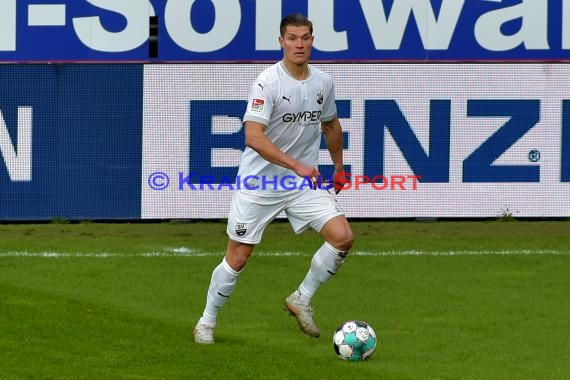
[316,91,324,104]
[235,223,248,236]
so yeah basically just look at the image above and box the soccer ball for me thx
[333,320,377,361]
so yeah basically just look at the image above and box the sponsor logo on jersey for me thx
[282,110,321,123]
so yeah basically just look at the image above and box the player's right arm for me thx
[244,121,320,180]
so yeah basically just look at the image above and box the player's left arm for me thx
[321,117,346,193]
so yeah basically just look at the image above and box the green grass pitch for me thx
[1,220,569,379]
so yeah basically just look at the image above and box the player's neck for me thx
[281,60,310,80]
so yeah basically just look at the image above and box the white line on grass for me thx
[0,248,565,258]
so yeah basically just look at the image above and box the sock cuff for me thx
[222,257,241,277]
[324,241,349,258]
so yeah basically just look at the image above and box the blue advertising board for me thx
[1,0,569,62]
[0,65,143,220]
[2,63,570,220]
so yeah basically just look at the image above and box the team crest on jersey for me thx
[235,223,248,236]
[316,91,324,104]
[251,98,265,112]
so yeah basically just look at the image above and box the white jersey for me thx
[239,61,337,194]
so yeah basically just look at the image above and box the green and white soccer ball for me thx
[333,320,377,361]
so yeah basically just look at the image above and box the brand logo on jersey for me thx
[316,91,323,105]
[282,95,291,103]
[282,110,321,123]
[251,98,265,112]
[235,223,247,236]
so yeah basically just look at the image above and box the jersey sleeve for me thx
[321,77,338,122]
[242,77,274,126]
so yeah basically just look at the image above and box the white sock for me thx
[201,257,240,326]
[298,242,347,305]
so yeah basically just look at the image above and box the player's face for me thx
[279,25,313,66]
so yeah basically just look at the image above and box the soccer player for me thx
[194,12,353,344]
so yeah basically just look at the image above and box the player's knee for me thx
[338,230,354,252]
[226,241,255,271]
[226,255,248,271]
[321,217,353,252]
[329,230,353,253]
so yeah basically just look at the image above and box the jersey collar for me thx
[279,60,312,81]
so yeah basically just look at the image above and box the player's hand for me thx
[332,168,349,194]
[294,164,321,189]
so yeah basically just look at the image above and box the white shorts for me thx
[227,188,345,244]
